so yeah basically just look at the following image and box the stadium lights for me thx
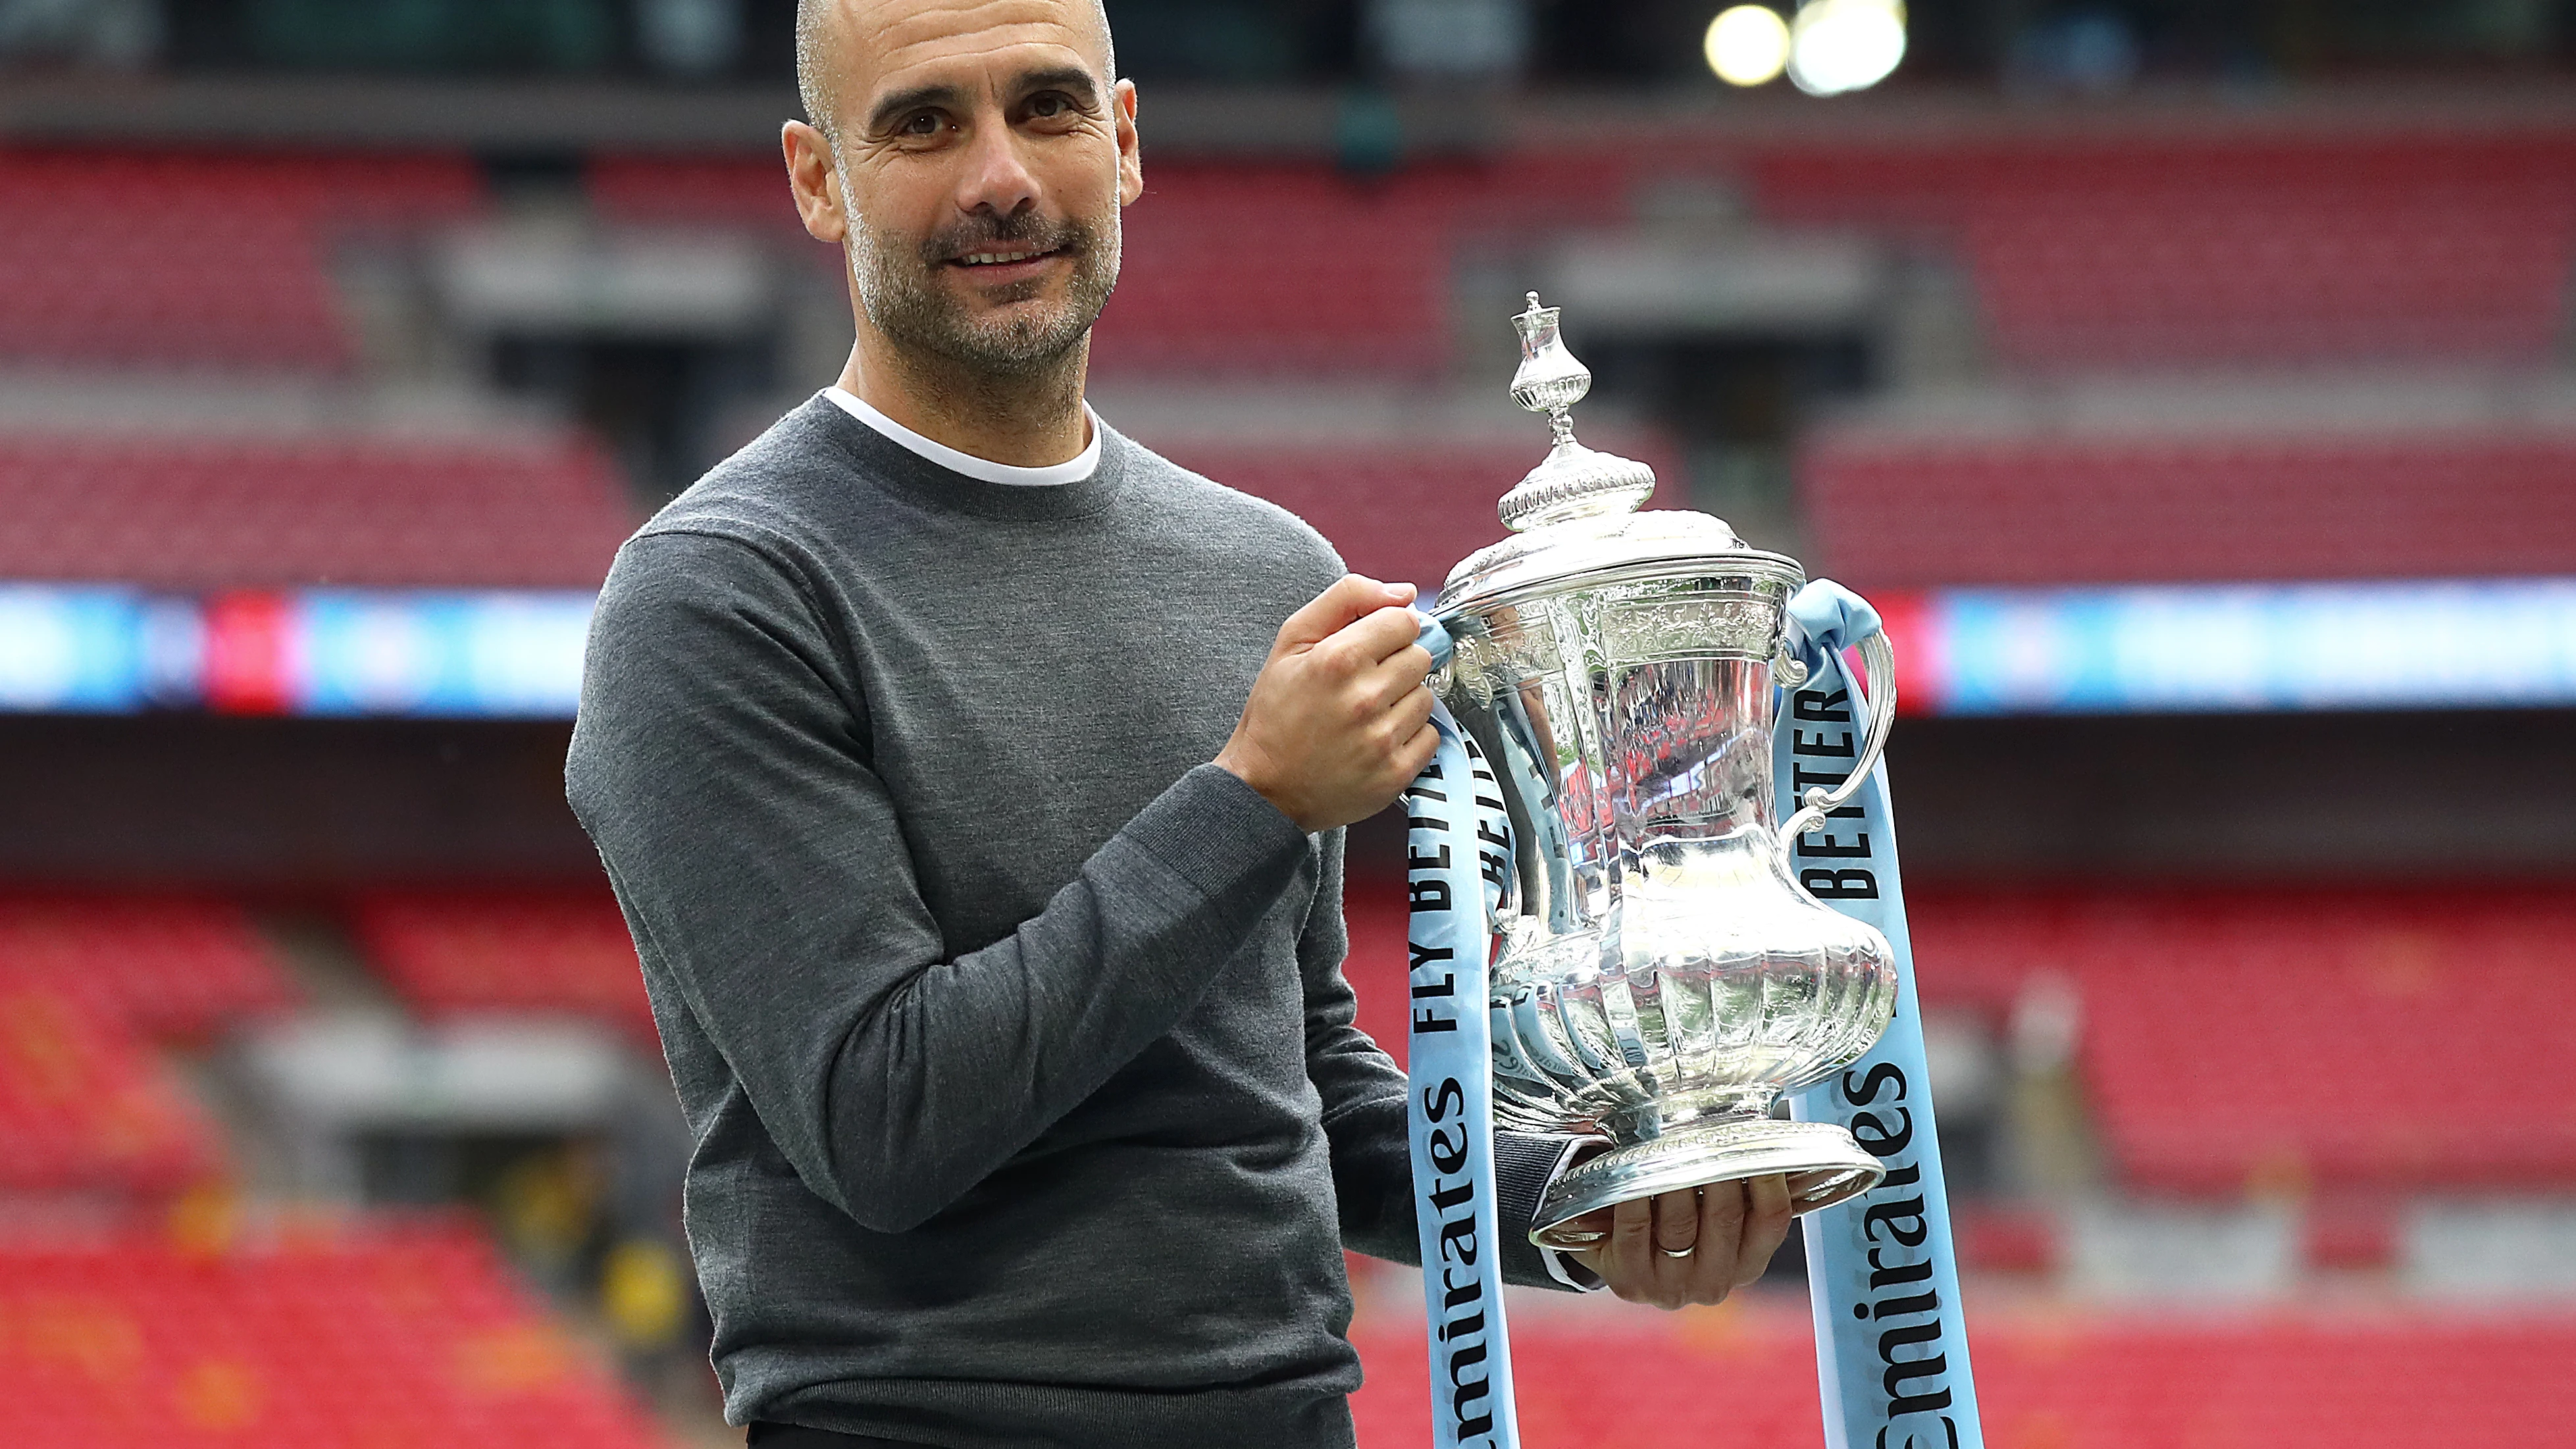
[1705,5,1793,86]
[1786,0,1907,95]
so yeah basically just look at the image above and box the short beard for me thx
[843,183,1120,381]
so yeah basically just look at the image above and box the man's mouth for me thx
[946,247,1064,272]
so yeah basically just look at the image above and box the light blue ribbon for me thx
[1780,581,1986,1449]
[1403,698,1522,1449]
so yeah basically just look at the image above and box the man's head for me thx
[785,0,1139,382]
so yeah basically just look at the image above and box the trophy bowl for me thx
[1433,295,1901,1251]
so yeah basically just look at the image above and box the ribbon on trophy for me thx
[1403,692,1525,1449]
[1779,582,1986,1449]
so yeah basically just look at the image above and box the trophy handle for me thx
[1778,630,1896,848]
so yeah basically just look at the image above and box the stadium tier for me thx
[1745,133,2576,369]
[591,131,2576,379]
[0,897,293,1195]
[0,988,219,1194]
[0,432,636,590]
[587,153,833,243]
[1804,430,2576,588]
[349,890,657,1046]
[0,149,486,372]
[1912,888,2576,1196]
[0,895,298,1042]
[0,1221,672,1448]
[1349,1306,2576,1449]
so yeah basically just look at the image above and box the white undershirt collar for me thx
[822,386,1100,488]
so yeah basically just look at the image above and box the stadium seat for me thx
[1907,887,2576,1195]
[0,988,217,1194]
[0,896,297,1042]
[1745,134,2576,370]
[1351,1304,2576,1449]
[349,891,656,1046]
[0,433,638,590]
[1801,431,2576,588]
[0,148,486,372]
[0,1219,671,1448]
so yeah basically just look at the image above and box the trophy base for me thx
[1529,1118,1886,1251]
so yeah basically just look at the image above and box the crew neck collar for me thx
[821,386,1100,487]
[802,394,1125,524]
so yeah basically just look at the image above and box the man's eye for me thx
[902,113,942,136]
[1030,93,1069,118]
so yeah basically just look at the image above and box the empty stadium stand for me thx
[1349,1304,2576,1449]
[0,988,218,1195]
[0,897,296,1196]
[596,132,2576,378]
[1745,134,2576,370]
[1908,888,2576,1196]
[349,890,656,1046]
[0,1219,671,1448]
[0,432,637,590]
[1803,430,2576,588]
[0,148,486,372]
[0,895,297,1042]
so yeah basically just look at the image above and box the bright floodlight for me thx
[1705,5,1792,86]
[1787,0,1907,95]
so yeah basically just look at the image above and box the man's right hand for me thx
[1216,574,1439,834]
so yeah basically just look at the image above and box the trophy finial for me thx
[1498,292,1656,532]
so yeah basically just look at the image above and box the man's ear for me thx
[783,120,849,244]
[1114,80,1143,208]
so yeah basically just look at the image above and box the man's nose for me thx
[954,107,1042,220]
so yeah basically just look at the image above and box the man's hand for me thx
[1216,574,1439,833]
[1566,1175,1794,1310]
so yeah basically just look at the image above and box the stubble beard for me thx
[844,182,1121,384]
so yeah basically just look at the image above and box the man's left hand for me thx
[1566,1174,1794,1309]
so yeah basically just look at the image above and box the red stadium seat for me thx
[349,891,656,1046]
[1907,887,2576,1194]
[0,1219,671,1448]
[0,988,218,1194]
[0,896,297,1042]
[1802,431,2576,588]
[1351,1300,2576,1449]
[0,148,486,372]
[0,432,638,590]
[1745,134,2576,371]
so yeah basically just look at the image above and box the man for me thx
[565,1,1793,1444]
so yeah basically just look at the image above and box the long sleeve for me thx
[1297,828,1592,1290]
[567,529,1315,1234]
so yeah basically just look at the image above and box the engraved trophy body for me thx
[1432,295,1901,1249]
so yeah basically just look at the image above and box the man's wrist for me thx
[1212,742,1308,832]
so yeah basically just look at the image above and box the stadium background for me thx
[4,1,2576,1444]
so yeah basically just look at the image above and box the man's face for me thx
[813,0,1137,377]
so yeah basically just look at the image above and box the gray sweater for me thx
[565,398,1575,1449]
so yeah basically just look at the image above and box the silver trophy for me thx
[1431,293,1901,1249]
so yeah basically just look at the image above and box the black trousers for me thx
[745,1424,933,1449]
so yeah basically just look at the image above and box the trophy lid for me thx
[1435,292,1801,615]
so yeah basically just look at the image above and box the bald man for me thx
[567,2,1792,1446]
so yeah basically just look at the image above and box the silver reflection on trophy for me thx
[1431,292,1901,1248]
